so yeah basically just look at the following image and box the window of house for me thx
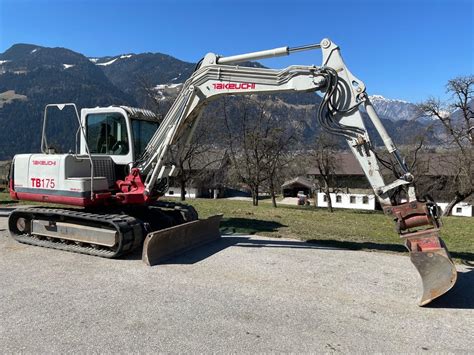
[168,191,174,195]
[350,196,356,204]
[336,195,342,203]
[323,195,328,202]
[456,207,462,213]
[363,196,369,204]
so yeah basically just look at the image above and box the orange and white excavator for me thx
[8,38,457,306]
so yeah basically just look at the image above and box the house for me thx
[306,152,376,210]
[306,152,371,190]
[304,152,473,216]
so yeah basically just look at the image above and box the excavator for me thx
[8,38,457,306]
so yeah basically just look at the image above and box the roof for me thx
[306,153,365,176]
[118,106,161,122]
[306,151,468,177]
[282,176,313,189]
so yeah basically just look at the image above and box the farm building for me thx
[304,152,472,216]
[281,177,313,197]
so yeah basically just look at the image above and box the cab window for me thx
[131,120,160,158]
[86,113,129,155]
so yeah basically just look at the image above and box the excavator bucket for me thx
[384,201,457,306]
[406,236,457,306]
[142,214,222,266]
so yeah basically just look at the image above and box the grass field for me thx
[1,192,472,261]
[184,198,474,262]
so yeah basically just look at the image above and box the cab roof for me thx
[118,106,161,122]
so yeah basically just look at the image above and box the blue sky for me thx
[0,0,472,102]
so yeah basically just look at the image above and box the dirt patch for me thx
[0,90,28,108]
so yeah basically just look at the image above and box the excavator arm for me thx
[132,39,406,204]
[121,38,457,305]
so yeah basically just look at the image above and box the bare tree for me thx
[418,75,473,215]
[169,115,227,201]
[260,119,296,207]
[223,97,267,206]
[310,132,339,212]
[222,96,294,206]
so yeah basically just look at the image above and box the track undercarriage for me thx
[8,201,206,260]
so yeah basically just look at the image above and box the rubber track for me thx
[9,207,144,258]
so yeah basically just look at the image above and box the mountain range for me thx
[0,43,441,160]
[368,95,421,121]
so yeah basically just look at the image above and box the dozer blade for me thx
[407,236,457,306]
[142,214,222,266]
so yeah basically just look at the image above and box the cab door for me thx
[80,107,134,166]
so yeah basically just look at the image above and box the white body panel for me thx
[12,154,108,197]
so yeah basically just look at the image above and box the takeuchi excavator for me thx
[8,39,457,306]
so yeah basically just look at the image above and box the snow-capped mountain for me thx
[93,54,134,66]
[88,52,195,105]
[368,94,421,121]
[0,44,136,158]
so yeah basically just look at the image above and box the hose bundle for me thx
[317,67,365,139]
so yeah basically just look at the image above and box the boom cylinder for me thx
[216,42,321,65]
[364,98,409,175]
[217,46,289,64]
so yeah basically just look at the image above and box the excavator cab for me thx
[80,106,161,168]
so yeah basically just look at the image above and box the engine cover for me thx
[10,153,110,206]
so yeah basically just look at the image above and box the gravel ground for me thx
[0,217,472,353]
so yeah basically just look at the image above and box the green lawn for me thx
[183,198,474,262]
[1,191,472,261]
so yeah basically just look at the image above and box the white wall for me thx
[165,187,199,199]
[437,202,473,217]
[317,192,376,210]
[317,192,473,217]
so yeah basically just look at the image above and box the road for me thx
[0,216,472,352]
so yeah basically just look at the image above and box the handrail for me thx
[40,103,95,200]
